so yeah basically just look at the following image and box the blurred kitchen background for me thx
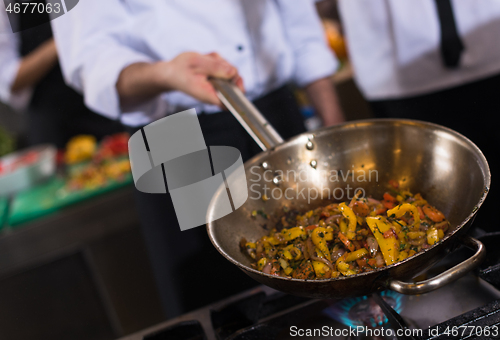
[0,0,447,338]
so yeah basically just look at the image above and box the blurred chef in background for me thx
[0,2,122,148]
[51,0,344,318]
[338,0,500,232]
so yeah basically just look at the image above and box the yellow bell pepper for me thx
[245,242,256,249]
[407,231,426,239]
[311,227,331,261]
[312,260,331,278]
[339,202,357,240]
[337,261,350,273]
[65,135,96,164]
[427,227,440,245]
[387,203,420,230]
[438,229,445,239]
[398,251,409,261]
[366,217,400,266]
[335,253,357,276]
[339,219,347,234]
[257,258,267,271]
[285,245,302,260]
[345,248,368,262]
[263,236,280,245]
[282,250,293,260]
[324,226,334,241]
[281,227,305,241]
[284,267,293,276]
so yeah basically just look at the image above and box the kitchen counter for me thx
[0,186,165,340]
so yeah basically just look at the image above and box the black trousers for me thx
[369,73,500,233]
[129,85,306,318]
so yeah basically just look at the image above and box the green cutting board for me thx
[8,173,133,227]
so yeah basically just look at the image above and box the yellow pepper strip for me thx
[286,245,302,260]
[324,226,334,241]
[263,236,280,245]
[357,215,364,226]
[245,242,256,249]
[427,227,440,245]
[407,231,426,239]
[284,267,293,276]
[311,227,331,261]
[398,251,408,262]
[345,248,368,262]
[339,202,357,240]
[281,227,306,241]
[337,261,350,273]
[438,229,445,239]
[408,249,417,257]
[387,203,420,230]
[366,217,400,266]
[312,260,331,278]
[339,219,347,234]
[282,250,293,260]
[278,258,289,270]
[335,253,356,276]
[391,221,402,233]
[412,199,427,206]
[257,258,267,271]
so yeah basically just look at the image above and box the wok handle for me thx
[387,236,486,295]
[209,78,284,151]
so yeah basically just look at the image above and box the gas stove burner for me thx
[324,291,405,328]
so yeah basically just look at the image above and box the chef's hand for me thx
[117,52,244,109]
[162,52,244,106]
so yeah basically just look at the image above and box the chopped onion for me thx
[325,214,341,224]
[366,236,379,257]
[331,247,345,262]
[375,253,385,267]
[262,262,272,274]
[312,255,334,271]
[367,197,381,206]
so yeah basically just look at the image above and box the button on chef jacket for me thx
[338,0,500,100]
[50,0,338,127]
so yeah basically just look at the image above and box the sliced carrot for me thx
[352,201,369,217]
[382,200,396,209]
[417,206,425,219]
[305,225,317,231]
[338,232,356,252]
[422,204,445,222]
[383,192,397,202]
[357,257,378,269]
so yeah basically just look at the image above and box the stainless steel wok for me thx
[206,79,489,299]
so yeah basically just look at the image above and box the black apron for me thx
[18,11,123,148]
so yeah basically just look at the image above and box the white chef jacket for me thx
[338,0,500,100]
[50,0,338,127]
[0,3,32,110]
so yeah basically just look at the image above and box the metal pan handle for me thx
[209,78,284,151]
[387,236,485,295]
